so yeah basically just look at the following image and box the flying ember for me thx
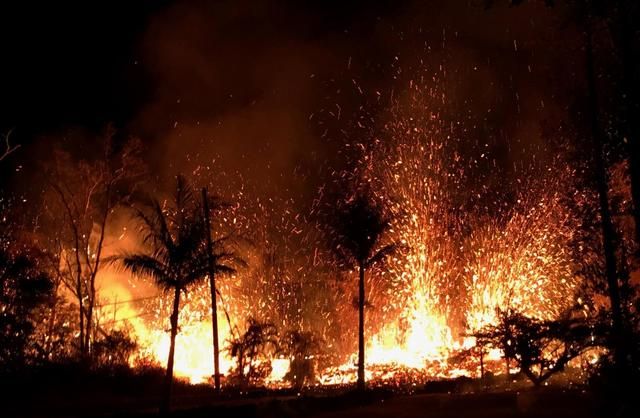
[117,75,587,386]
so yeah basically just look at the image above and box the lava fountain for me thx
[117,73,587,386]
[318,76,585,383]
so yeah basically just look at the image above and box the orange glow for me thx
[99,78,589,388]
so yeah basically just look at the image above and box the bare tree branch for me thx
[0,130,20,162]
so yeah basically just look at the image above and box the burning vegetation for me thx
[2,73,633,391]
[1,1,640,417]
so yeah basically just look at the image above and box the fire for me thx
[313,75,585,384]
[367,311,455,368]
[464,188,579,331]
[317,169,580,384]
[136,318,234,383]
[126,279,290,384]
[267,358,291,383]
[117,153,582,386]
[101,74,589,387]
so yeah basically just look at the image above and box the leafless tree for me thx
[0,130,20,162]
[44,134,144,358]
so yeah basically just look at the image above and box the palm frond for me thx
[119,254,174,290]
[119,174,245,299]
[205,193,232,212]
[366,243,399,269]
[331,192,394,267]
[213,264,237,275]
[150,200,174,250]
[175,175,195,210]
[215,251,247,269]
[212,233,234,247]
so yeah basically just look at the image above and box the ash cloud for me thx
[127,0,582,203]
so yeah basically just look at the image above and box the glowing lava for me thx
[116,75,587,387]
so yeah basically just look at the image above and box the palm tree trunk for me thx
[162,287,181,414]
[238,349,245,383]
[357,262,365,391]
[202,188,221,393]
[585,25,626,369]
[209,271,221,391]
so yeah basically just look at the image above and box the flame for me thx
[104,74,590,387]
[313,76,584,385]
[135,317,235,383]
[268,358,291,383]
[125,280,290,384]
[118,168,582,387]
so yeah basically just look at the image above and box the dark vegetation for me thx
[226,318,279,387]
[471,309,600,386]
[328,191,399,391]
[281,330,322,389]
[1,0,640,417]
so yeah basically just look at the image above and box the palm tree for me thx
[226,317,279,387]
[115,175,210,413]
[331,192,397,391]
[281,330,321,389]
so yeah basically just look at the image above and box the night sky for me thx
[2,3,639,413]
[0,0,584,195]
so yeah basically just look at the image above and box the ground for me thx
[2,376,614,418]
[312,391,598,418]
[84,389,605,418]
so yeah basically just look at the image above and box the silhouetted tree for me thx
[474,309,598,386]
[0,244,53,370]
[44,134,144,358]
[0,203,76,364]
[611,0,640,248]
[488,0,637,377]
[114,175,210,413]
[92,328,137,370]
[227,318,278,387]
[330,192,397,391]
[281,330,321,389]
[584,17,629,373]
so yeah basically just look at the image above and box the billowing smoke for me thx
[1,0,602,384]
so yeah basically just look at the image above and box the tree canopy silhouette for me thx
[0,244,53,370]
[329,191,398,391]
[473,309,599,386]
[114,175,212,413]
